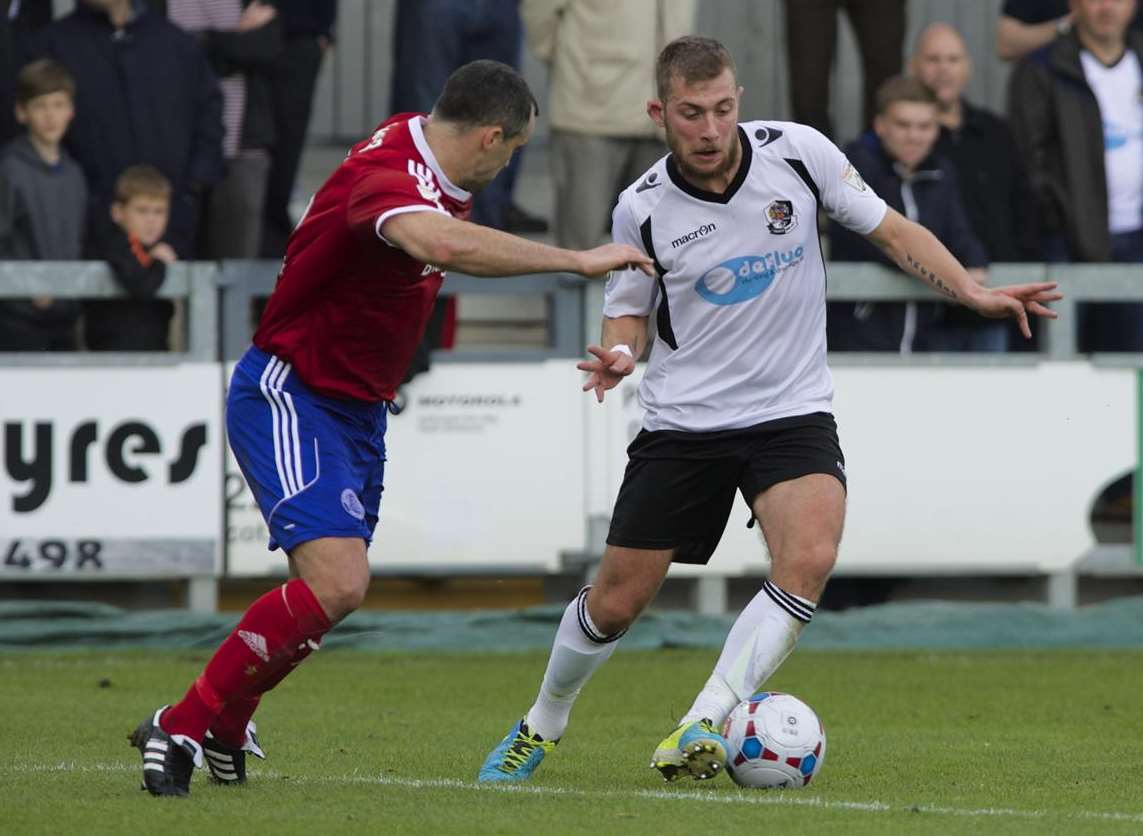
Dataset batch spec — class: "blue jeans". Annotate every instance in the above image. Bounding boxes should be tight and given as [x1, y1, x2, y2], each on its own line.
[389, 0, 523, 230]
[1046, 231, 1143, 352]
[915, 318, 1009, 352]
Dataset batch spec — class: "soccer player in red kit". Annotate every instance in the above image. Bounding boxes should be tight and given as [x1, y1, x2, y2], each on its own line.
[129, 59, 654, 797]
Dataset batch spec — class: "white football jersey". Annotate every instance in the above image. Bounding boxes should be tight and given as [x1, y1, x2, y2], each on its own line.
[604, 120, 888, 432]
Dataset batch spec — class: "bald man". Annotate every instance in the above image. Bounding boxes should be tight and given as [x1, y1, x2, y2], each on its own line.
[912, 23, 1039, 266]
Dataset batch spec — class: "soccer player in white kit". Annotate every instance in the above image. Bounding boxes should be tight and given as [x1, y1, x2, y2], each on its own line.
[478, 36, 1061, 784]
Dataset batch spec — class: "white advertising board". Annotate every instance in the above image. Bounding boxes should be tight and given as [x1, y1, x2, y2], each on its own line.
[0, 365, 224, 578]
[597, 363, 1135, 577]
[226, 361, 587, 576]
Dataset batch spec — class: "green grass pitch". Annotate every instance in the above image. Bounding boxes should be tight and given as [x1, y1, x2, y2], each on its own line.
[3, 647, 1143, 835]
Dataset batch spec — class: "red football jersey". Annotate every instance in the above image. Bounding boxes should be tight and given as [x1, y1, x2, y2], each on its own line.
[253, 114, 472, 402]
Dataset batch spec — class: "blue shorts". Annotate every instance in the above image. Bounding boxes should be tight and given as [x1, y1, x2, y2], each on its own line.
[227, 346, 388, 553]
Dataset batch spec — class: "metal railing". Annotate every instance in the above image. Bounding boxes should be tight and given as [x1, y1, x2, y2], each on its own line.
[0, 261, 217, 364]
[3, 260, 1142, 363]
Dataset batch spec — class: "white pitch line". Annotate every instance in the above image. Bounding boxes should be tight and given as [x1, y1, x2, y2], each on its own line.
[9, 762, 1143, 825]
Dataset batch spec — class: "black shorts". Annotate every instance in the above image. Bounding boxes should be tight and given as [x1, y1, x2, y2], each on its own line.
[606, 412, 845, 565]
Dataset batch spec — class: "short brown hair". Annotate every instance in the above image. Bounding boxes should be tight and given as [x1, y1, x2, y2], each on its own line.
[15, 59, 75, 105]
[434, 59, 538, 140]
[114, 165, 172, 205]
[875, 75, 938, 116]
[655, 36, 737, 102]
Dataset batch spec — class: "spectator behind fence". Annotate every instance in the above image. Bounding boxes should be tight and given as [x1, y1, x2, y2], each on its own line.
[21, 0, 224, 259]
[521, 0, 694, 250]
[912, 23, 1040, 264]
[259, 0, 337, 258]
[390, 0, 547, 235]
[1, 1, 54, 143]
[829, 76, 996, 353]
[996, 0, 1142, 62]
[168, 0, 283, 259]
[783, 0, 907, 140]
[85, 165, 177, 352]
[0, 58, 86, 352]
[1008, 0, 1143, 351]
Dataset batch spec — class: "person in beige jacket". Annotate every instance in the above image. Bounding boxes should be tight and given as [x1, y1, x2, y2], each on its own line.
[522, 0, 695, 249]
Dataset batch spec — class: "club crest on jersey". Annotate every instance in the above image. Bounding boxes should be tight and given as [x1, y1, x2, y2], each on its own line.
[765, 199, 797, 235]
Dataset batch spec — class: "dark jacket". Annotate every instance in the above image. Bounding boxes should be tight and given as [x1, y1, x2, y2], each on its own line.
[935, 100, 1041, 262]
[0, 135, 87, 334]
[85, 223, 174, 352]
[277, 0, 338, 40]
[830, 132, 988, 268]
[829, 132, 988, 351]
[190, 2, 283, 151]
[1008, 29, 1143, 262]
[23, 1, 225, 258]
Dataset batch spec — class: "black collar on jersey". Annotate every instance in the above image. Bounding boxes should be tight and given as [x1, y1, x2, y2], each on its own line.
[665, 126, 752, 204]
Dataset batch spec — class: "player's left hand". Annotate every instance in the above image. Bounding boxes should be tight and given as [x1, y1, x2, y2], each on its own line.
[969, 281, 1062, 339]
[577, 344, 636, 403]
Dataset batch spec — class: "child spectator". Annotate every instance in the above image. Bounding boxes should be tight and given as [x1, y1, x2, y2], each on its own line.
[85, 165, 178, 352]
[0, 58, 87, 351]
[828, 76, 996, 352]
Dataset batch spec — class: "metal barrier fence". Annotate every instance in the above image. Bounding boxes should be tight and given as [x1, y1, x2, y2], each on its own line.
[8, 259, 1137, 360]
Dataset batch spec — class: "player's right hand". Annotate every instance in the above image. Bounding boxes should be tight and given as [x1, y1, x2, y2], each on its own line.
[577, 244, 655, 279]
[577, 344, 636, 403]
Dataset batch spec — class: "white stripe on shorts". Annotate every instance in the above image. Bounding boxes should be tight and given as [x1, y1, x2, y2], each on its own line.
[259, 356, 304, 498]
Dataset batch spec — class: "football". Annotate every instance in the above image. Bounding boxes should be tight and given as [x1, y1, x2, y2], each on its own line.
[721, 691, 825, 788]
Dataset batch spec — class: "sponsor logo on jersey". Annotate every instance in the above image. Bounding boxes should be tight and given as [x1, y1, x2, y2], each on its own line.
[341, 488, 365, 520]
[671, 222, 717, 249]
[842, 161, 869, 192]
[754, 126, 784, 148]
[636, 172, 662, 193]
[694, 247, 805, 306]
[765, 199, 797, 234]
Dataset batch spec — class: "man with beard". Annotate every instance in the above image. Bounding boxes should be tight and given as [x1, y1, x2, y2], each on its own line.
[478, 36, 1062, 785]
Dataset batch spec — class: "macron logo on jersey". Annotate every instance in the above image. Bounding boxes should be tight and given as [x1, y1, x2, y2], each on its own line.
[408, 160, 444, 210]
[671, 222, 717, 249]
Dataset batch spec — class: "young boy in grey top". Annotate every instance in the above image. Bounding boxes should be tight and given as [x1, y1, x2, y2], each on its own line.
[0, 58, 87, 351]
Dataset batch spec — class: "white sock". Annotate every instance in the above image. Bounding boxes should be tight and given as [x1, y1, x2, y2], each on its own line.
[680, 580, 815, 728]
[524, 587, 624, 741]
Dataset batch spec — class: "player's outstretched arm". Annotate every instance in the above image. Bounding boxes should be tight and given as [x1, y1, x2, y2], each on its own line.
[577, 315, 647, 403]
[382, 211, 654, 279]
[865, 207, 1061, 340]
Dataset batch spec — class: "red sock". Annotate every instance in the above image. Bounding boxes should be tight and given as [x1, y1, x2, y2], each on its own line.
[162, 579, 330, 742]
[207, 631, 322, 747]
[207, 695, 260, 748]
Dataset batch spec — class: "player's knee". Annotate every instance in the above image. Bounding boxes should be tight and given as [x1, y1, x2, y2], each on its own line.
[587, 589, 642, 635]
[312, 571, 370, 622]
[800, 540, 837, 584]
